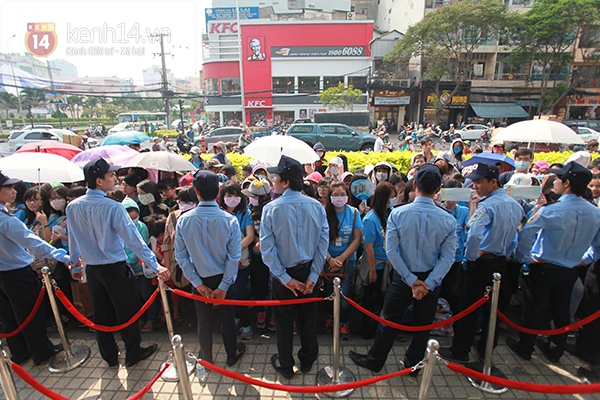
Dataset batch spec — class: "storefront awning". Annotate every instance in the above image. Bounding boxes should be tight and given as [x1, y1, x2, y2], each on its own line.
[470, 102, 529, 119]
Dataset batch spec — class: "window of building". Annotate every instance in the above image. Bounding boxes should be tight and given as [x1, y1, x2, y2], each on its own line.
[221, 78, 240, 94]
[274, 111, 294, 124]
[348, 76, 367, 90]
[298, 77, 319, 94]
[272, 77, 294, 94]
[205, 78, 218, 95]
[323, 76, 344, 90]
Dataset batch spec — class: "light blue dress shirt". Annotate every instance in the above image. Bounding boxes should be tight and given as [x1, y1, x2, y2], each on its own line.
[174, 201, 241, 292]
[66, 189, 160, 270]
[517, 194, 600, 267]
[465, 188, 523, 261]
[0, 205, 70, 271]
[260, 189, 329, 285]
[386, 197, 457, 290]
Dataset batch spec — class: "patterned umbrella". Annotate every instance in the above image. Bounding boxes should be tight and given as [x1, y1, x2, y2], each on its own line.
[102, 131, 150, 146]
[121, 151, 197, 172]
[0, 153, 84, 183]
[16, 141, 82, 160]
[71, 145, 139, 168]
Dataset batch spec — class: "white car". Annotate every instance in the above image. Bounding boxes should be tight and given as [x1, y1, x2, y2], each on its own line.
[575, 127, 599, 142]
[8, 129, 98, 152]
[454, 124, 490, 140]
[108, 122, 138, 135]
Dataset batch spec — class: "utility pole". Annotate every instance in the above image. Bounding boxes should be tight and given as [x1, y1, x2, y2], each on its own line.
[235, 0, 247, 128]
[46, 60, 62, 128]
[178, 99, 184, 133]
[153, 33, 172, 127]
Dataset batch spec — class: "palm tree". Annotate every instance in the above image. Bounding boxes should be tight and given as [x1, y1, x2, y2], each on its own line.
[83, 96, 99, 109]
[20, 89, 46, 107]
[0, 93, 19, 118]
[66, 95, 83, 118]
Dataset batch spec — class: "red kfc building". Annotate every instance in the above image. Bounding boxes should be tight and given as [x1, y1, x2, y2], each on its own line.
[203, 20, 374, 126]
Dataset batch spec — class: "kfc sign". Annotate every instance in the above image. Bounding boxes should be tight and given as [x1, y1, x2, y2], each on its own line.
[208, 22, 238, 34]
[246, 99, 271, 107]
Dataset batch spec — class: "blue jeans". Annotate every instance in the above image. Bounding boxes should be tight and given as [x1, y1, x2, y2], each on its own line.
[322, 261, 356, 325]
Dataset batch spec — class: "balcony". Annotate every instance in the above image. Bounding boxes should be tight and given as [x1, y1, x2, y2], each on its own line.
[368, 78, 412, 90]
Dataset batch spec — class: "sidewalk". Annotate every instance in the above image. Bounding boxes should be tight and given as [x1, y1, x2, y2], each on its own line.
[1, 325, 597, 400]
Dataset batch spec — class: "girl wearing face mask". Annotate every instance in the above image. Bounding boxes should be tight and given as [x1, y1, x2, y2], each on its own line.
[219, 181, 256, 340]
[326, 157, 345, 181]
[136, 180, 168, 219]
[449, 138, 465, 170]
[371, 161, 393, 186]
[47, 186, 68, 228]
[322, 181, 363, 339]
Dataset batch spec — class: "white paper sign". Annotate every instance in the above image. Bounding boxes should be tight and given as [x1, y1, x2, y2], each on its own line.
[439, 188, 473, 202]
[505, 185, 542, 200]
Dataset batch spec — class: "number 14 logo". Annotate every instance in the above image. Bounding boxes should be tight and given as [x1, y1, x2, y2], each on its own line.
[25, 23, 58, 57]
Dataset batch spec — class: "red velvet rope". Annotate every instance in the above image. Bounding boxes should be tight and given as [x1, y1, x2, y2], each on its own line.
[171, 288, 325, 306]
[446, 362, 600, 394]
[497, 309, 600, 336]
[55, 288, 159, 332]
[0, 288, 46, 338]
[345, 294, 488, 332]
[11, 361, 169, 400]
[199, 359, 413, 393]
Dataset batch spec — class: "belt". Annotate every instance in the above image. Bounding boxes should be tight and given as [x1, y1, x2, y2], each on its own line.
[288, 261, 311, 270]
[478, 253, 506, 260]
[532, 262, 575, 270]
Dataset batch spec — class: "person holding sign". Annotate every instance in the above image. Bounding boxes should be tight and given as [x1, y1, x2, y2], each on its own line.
[439, 162, 523, 364]
[349, 164, 457, 376]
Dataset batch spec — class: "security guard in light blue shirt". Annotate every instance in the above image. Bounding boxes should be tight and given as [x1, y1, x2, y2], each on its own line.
[261, 155, 329, 379]
[349, 164, 456, 375]
[439, 162, 523, 364]
[0, 171, 70, 365]
[67, 157, 170, 368]
[174, 170, 245, 367]
[507, 162, 600, 363]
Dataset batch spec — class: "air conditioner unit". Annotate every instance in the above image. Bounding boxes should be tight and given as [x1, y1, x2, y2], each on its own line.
[347, 12, 356, 20]
[396, 79, 410, 88]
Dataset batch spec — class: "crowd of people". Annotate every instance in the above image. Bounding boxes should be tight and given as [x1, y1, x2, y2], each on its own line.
[0, 137, 600, 385]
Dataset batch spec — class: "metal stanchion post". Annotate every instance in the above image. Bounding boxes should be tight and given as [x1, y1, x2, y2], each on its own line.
[171, 335, 193, 400]
[467, 272, 508, 393]
[41, 267, 90, 373]
[158, 278, 195, 381]
[0, 340, 20, 400]
[417, 339, 439, 400]
[317, 277, 356, 398]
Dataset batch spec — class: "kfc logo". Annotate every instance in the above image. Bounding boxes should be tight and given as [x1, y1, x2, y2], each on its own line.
[248, 38, 265, 61]
[208, 22, 238, 34]
[247, 100, 266, 107]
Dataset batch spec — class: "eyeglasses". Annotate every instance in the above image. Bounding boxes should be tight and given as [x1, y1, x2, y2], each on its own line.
[25, 198, 40, 203]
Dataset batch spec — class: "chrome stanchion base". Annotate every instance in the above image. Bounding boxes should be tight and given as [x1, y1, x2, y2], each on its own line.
[48, 345, 90, 374]
[579, 366, 600, 384]
[316, 365, 356, 398]
[160, 351, 196, 382]
[466, 361, 509, 394]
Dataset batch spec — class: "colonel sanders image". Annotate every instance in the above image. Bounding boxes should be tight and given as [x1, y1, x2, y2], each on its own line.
[248, 38, 266, 61]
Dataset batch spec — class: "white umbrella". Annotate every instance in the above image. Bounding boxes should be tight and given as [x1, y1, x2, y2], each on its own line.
[492, 120, 585, 144]
[120, 151, 198, 172]
[0, 153, 84, 183]
[244, 135, 319, 164]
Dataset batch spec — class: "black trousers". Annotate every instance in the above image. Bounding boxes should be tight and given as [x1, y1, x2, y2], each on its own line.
[519, 263, 579, 357]
[576, 262, 600, 364]
[361, 268, 385, 339]
[86, 262, 142, 365]
[0, 266, 56, 364]
[271, 263, 318, 373]
[367, 270, 440, 370]
[450, 256, 511, 358]
[192, 274, 237, 364]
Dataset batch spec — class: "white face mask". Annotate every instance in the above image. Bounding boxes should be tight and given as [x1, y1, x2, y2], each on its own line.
[138, 193, 154, 205]
[177, 201, 196, 212]
[224, 196, 241, 208]
[376, 172, 388, 182]
[50, 198, 67, 211]
[329, 166, 340, 176]
[388, 198, 397, 208]
[249, 197, 259, 207]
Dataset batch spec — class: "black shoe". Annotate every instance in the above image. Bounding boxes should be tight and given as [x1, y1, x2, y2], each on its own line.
[506, 337, 532, 361]
[300, 363, 313, 373]
[348, 350, 380, 372]
[536, 338, 560, 363]
[565, 344, 600, 365]
[437, 347, 469, 364]
[227, 342, 246, 367]
[33, 344, 63, 366]
[271, 354, 295, 379]
[11, 353, 31, 364]
[579, 366, 600, 384]
[472, 346, 484, 362]
[400, 360, 419, 377]
[125, 344, 158, 367]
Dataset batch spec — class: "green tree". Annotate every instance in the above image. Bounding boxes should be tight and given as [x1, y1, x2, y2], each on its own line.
[21, 89, 46, 107]
[66, 95, 83, 118]
[0, 93, 19, 119]
[509, 0, 600, 114]
[385, 0, 512, 122]
[318, 83, 363, 111]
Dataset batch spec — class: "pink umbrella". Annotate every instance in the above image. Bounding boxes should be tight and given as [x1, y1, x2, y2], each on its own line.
[71, 145, 139, 168]
[16, 141, 82, 160]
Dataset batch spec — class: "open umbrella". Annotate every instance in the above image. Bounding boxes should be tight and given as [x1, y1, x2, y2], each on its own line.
[463, 153, 515, 168]
[492, 120, 584, 144]
[71, 145, 139, 167]
[0, 153, 84, 183]
[244, 135, 319, 164]
[102, 131, 150, 146]
[121, 151, 197, 172]
[16, 141, 82, 160]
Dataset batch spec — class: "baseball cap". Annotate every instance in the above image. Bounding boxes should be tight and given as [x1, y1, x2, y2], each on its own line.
[415, 164, 443, 192]
[305, 171, 323, 184]
[83, 157, 120, 183]
[193, 170, 219, 191]
[465, 162, 500, 182]
[189, 146, 201, 155]
[123, 174, 142, 187]
[242, 179, 271, 197]
[206, 159, 225, 169]
[0, 171, 21, 187]
[267, 155, 303, 180]
[507, 173, 533, 186]
[549, 161, 592, 190]
[177, 172, 194, 189]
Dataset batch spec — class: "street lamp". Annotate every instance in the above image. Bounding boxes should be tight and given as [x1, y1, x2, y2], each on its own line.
[6, 34, 25, 125]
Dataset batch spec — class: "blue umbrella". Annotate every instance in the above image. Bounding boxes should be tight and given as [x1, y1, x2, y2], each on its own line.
[101, 131, 150, 146]
[463, 153, 515, 169]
